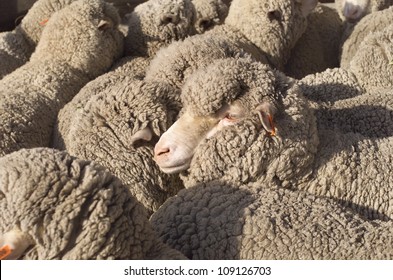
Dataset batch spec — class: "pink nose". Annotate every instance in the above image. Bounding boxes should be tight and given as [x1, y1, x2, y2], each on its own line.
[154, 143, 171, 159]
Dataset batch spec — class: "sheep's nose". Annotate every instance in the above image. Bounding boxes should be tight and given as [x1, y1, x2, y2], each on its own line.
[154, 143, 171, 160]
[160, 13, 179, 25]
[343, 4, 360, 20]
[196, 18, 213, 33]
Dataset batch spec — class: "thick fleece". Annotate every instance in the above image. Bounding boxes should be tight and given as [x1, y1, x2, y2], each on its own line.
[151, 181, 393, 259]
[340, 6, 393, 69]
[123, 0, 228, 56]
[61, 79, 183, 215]
[144, 0, 318, 116]
[156, 57, 393, 222]
[0, 148, 186, 260]
[0, 0, 76, 79]
[285, 3, 343, 79]
[0, 0, 124, 157]
[54, 0, 229, 148]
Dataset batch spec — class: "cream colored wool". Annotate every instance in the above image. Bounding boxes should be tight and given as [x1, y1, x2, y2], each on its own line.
[0, 148, 186, 260]
[0, 0, 124, 157]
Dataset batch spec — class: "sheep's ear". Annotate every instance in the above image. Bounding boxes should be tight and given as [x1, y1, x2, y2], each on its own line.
[255, 102, 276, 136]
[0, 244, 12, 260]
[0, 230, 33, 260]
[295, 0, 318, 17]
[129, 127, 153, 147]
[97, 18, 113, 30]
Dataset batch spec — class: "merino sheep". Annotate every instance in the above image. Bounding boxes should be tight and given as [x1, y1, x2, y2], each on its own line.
[140, 0, 318, 121]
[154, 57, 393, 221]
[52, 0, 230, 214]
[0, 0, 76, 79]
[54, 0, 229, 149]
[284, 3, 343, 79]
[0, 0, 124, 157]
[150, 57, 393, 259]
[123, 0, 228, 56]
[145, 0, 318, 78]
[60, 79, 183, 215]
[340, 6, 393, 72]
[335, 0, 393, 22]
[0, 148, 186, 260]
[298, 7, 393, 103]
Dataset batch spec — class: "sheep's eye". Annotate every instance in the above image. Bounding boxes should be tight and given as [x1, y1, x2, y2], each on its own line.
[224, 113, 238, 122]
[267, 10, 282, 22]
[198, 19, 213, 31]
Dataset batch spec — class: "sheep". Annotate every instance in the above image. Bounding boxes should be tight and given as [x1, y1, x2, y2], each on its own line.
[151, 181, 393, 259]
[284, 3, 344, 79]
[145, 0, 318, 80]
[123, 0, 229, 56]
[58, 78, 183, 215]
[0, 0, 76, 79]
[51, 0, 230, 214]
[0, 0, 124, 157]
[149, 57, 393, 259]
[340, 6, 393, 72]
[54, 0, 229, 149]
[153, 56, 393, 222]
[297, 6, 393, 105]
[335, 0, 393, 22]
[0, 148, 186, 260]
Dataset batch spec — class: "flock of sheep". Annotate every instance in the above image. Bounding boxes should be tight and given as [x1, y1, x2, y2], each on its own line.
[0, 0, 392, 260]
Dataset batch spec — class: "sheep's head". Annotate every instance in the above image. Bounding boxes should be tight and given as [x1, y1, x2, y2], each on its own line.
[31, 0, 124, 79]
[335, 0, 392, 22]
[125, 0, 229, 57]
[125, 0, 194, 56]
[154, 58, 319, 187]
[224, 0, 318, 70]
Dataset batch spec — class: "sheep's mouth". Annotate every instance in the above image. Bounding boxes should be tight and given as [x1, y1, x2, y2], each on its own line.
[157, 159, 192, 174]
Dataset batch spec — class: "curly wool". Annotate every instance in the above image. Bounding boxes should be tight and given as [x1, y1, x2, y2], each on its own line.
[340, 6, 393, 70]
[123, 0, 228, 56]
[179, 57, 318, 189]
[62, 79, 183, 215]
[167, 57, 393, 221]
[285, 3, 343, 79]
[151, 182, 393, 259]
[0, 148, 186, 259]
[0, 0, 124, 157]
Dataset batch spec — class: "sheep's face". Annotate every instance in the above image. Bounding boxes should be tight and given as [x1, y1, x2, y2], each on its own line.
[125, 0, 195, 56]
[154, 58, 318, 187]
[154, 58, 280, 175]
[336, 0, 393, 22]
[224, 0, 318, 69]
[154, 101, 275, 174]
[336, 0, 370, 21]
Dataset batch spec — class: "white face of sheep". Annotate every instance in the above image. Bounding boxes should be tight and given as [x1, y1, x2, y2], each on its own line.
[154, 101, 276, 174]
[336, 0, 370, 21]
